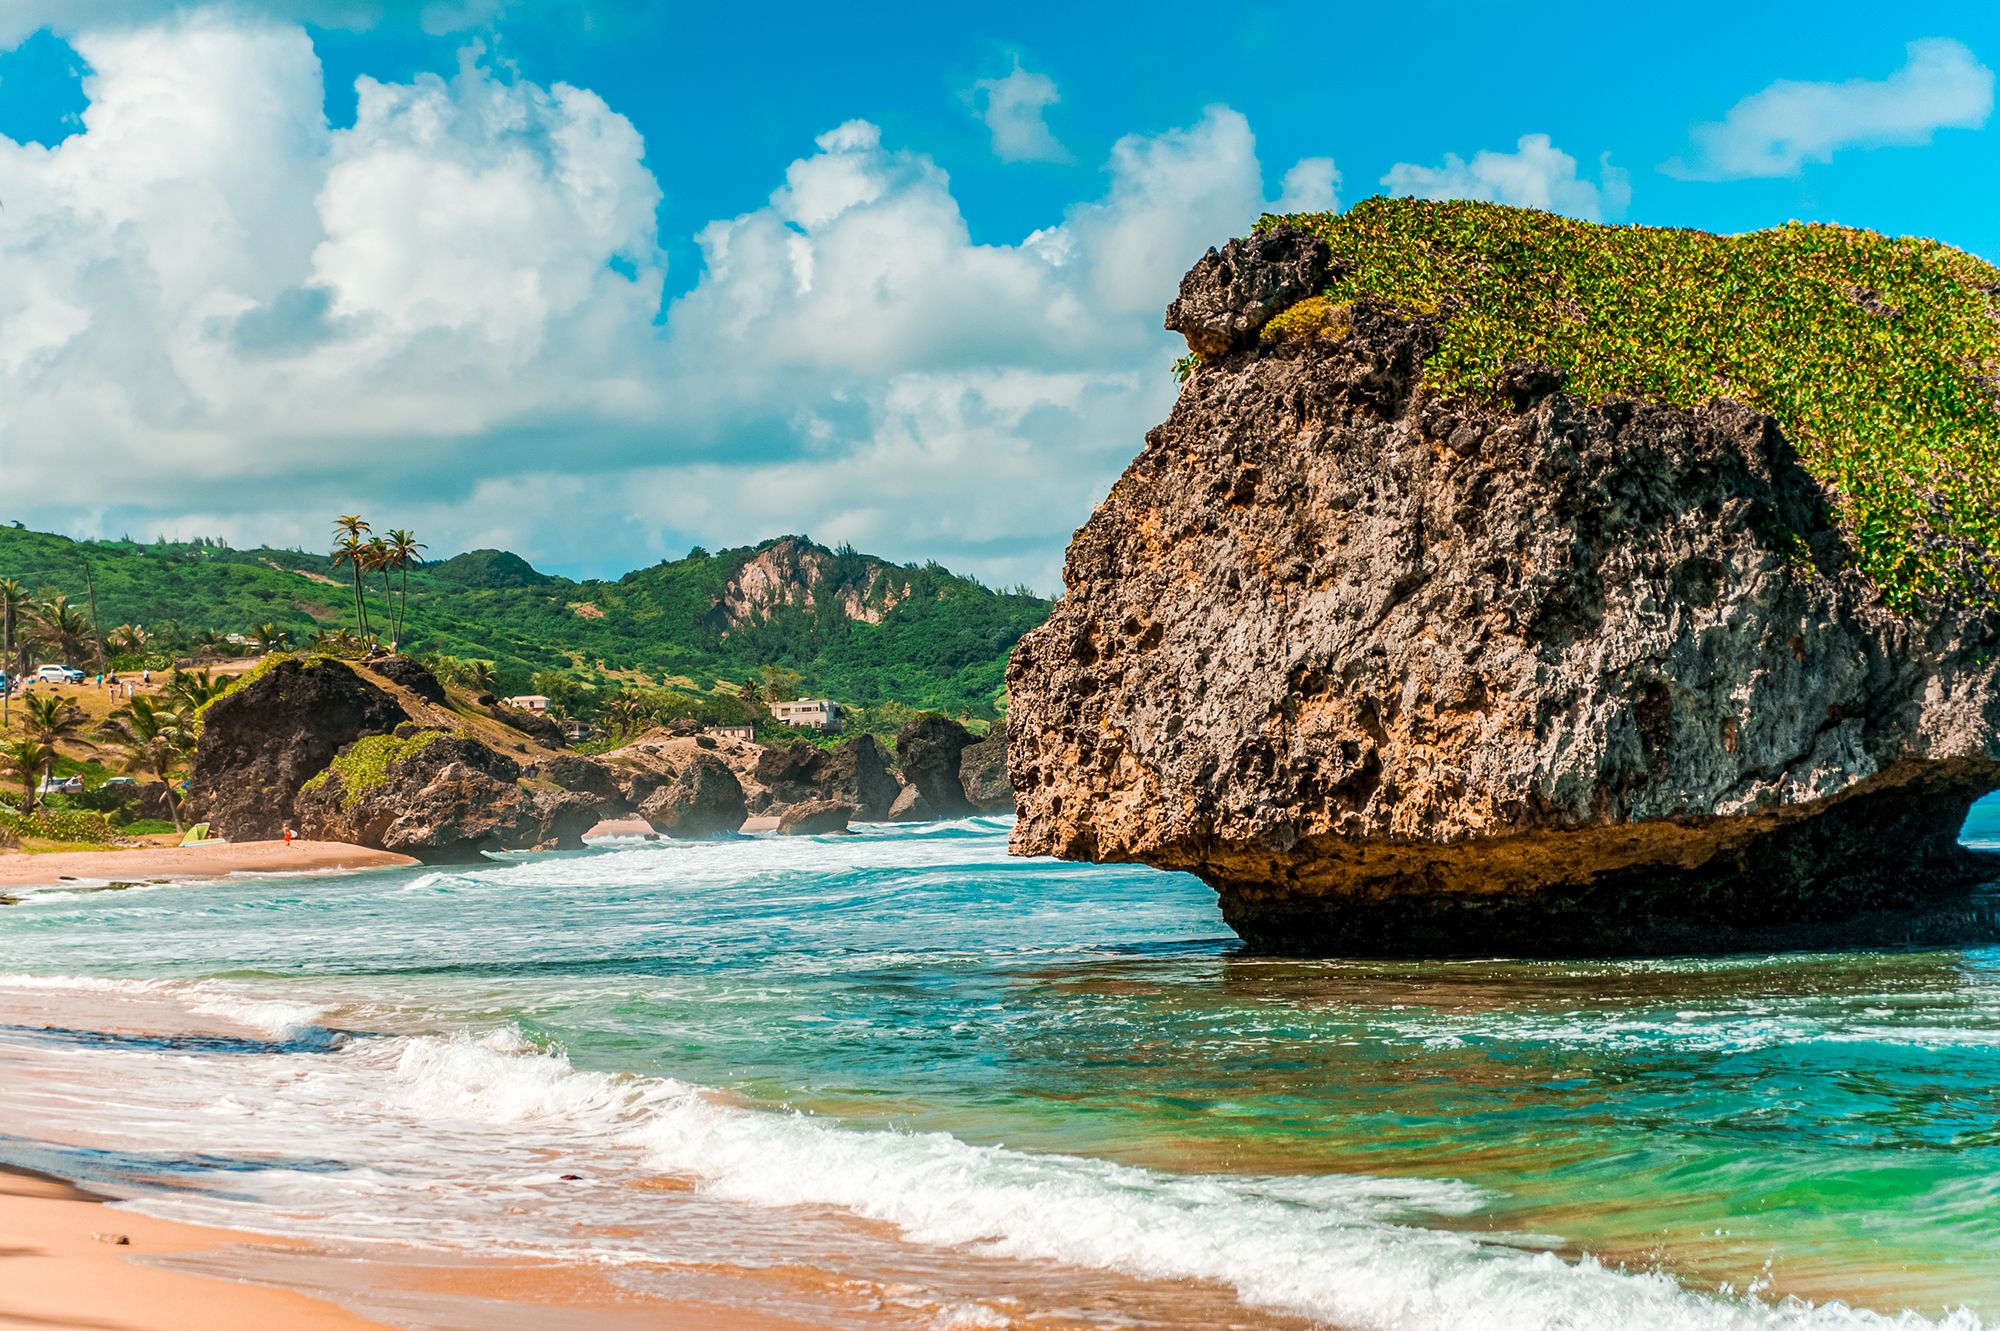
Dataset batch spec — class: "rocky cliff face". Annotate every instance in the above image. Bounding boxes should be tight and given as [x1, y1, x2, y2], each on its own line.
[1007, 226, 2000, 956]
[704, 536, 908, 634]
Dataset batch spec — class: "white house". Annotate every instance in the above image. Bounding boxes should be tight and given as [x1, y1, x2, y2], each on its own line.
[770, 698, 843, 733]
[504, 694, 552, 714]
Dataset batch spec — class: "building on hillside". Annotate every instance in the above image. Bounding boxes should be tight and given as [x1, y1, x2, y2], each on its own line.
[708, 724, 757, 742]
[504, 694, 551, 714]
[770, 698, 844, 733]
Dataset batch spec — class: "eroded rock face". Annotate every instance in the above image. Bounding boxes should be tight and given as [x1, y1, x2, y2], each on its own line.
[895, 717, 975, 817]
[777, 799, 854, 836]
[364, 656, 447, 704]
[294, 733, 585, 862]
[756, 737, 901, 820]
[958, 731, 1013, 814]
[1165, 228, 1330, 359]
[188, 658, 410, 841]
[1007, 250, 2000, 956]
[638, 753, 747, 838]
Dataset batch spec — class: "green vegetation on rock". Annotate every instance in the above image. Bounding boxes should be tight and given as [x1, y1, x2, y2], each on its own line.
[300, 730, 452, 810]
[1264, 198, 2000, 607]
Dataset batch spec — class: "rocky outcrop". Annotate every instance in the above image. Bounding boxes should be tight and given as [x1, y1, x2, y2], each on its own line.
[294, 731, 598, 862]
[895, 717, 975, 817]
[188, 657, 411, 841]
[957, 731, 1013, 814]
[777, 799, 853, 835]
[363, 656, 447, 704]
[1007, 229, 2000, 956]
[704, 537, 910, 634]
[755, 737, 901, 820]
[637, 753, 746, 838]
[489, 702, 567, 749]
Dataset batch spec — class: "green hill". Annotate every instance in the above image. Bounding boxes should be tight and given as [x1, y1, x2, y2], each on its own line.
[0, 525, 1049, 721]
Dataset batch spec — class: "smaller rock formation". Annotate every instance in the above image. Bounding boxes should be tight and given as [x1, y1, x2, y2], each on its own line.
[755, 737, 901, 820]
[541, 755, 626, 804]
[895, 716, 975, 817]
[363, 656, 447, 704]
[189, 657, 411, 841]
[637, 753, 746, 838]
[887, 785, 931, 821]
[294, 731, 588, 862]
[488, 702, 567, 749]
[957, 731, 1012, 814]
[1164, 227, 1330, 357]
[777, 800, 853, 835]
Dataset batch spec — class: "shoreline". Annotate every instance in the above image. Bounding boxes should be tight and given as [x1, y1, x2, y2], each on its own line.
[0, 1158, 850, 1330]
[0, 839, 419, 892]
[0, 1163, 386, 1330]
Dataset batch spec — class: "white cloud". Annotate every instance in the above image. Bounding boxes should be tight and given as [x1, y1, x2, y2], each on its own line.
[1275, 156, 1340, 214]
[0, 0, 543, 48]
[0, 9, 1327, 591]
[970, 61, 1068, 164]
[1383, 133, 1630, 222]
[1672, 38, 1994, 180]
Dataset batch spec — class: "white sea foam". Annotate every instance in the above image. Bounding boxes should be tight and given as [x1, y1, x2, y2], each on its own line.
[366, 1030, 1986, 1331]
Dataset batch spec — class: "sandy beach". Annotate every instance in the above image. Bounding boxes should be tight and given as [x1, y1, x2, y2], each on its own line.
[0, 840, 418, 891]
[0, 1165, 384, 1330]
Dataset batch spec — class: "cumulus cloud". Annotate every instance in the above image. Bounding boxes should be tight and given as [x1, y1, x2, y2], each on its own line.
[1670, 38, 1994, 180]
[969, 61, 1068, 163]
[1383, 133, 1630, 222]
[0, 9, 1329, 590]
[1275, 156, 1339, 213]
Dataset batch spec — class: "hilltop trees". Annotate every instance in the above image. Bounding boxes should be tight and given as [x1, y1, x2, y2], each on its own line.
[328, 515, 426, 651]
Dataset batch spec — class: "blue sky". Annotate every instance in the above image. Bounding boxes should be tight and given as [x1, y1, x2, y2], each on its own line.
[0, 1, 1994, 588]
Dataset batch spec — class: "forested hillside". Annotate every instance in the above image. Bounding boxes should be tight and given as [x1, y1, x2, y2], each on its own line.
[0, 525, 1049, 720]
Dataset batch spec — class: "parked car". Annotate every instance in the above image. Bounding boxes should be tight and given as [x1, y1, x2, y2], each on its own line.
[34, 664, 86, 683]
[37, 775, 85, 796]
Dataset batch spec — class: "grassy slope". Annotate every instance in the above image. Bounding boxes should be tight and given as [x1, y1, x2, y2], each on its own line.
[1264, 198, 2000, 608]
[0, 528, 1049, 717]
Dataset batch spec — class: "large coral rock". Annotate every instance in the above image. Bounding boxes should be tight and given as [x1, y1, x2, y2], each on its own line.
[1165, 227, 1330, 358]
[188, 657, 411, 841]
[895, 716, 975, 817]
[637, 753, 747, 838]
[294, 732, 595, 862]
[957, 731, 1013, 814]
[1007, 237, 2000, 956]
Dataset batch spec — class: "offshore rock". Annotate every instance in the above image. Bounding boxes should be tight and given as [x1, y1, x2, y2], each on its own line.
[957, 731, 1014, 814]
[755, 737, 901, 820]
[637, 753, 747, 838]
[188, 657, 410, 841]
[895, 716, 975, 817]
[777, 799, 854, 836]
[1007, 249, 2000, 956]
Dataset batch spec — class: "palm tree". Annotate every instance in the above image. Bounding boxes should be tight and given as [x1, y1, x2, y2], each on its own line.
[192, 627, 234, 659]
[331, 515, 372, 639]
[385, 529, 426, 650]
[607, 692, 648, 738]
[32, 596, 92, 667]
[105, 623, 149, 658]
[0, 738, 51, 815]
[311, 626, 362, 656]
[0, 577, 26, 728]
[248, 622, 295, 654]
[21, 692, 86, 748]
[365, 536, 394, 645]
[166, 667, 231, 711]
[465, 660, 497, 696]
[98, 696, 196, 831]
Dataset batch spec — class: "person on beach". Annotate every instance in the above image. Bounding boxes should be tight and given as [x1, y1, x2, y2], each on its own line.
[283, 824, 295, 847]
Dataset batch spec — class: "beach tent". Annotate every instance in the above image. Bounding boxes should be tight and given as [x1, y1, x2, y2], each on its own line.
[180, 823, 211, 846]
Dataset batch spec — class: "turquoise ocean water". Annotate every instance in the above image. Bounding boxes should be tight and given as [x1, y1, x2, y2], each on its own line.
[2, 800, 1999, 1329]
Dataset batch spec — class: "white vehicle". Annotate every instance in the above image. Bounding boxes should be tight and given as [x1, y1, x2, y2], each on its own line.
[33, 664, 86, 683]
[37, 775, 85, 796]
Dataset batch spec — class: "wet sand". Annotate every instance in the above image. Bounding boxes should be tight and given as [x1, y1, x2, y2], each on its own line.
[0, 1164, 384, 1330]
[0, 840, 417, 891]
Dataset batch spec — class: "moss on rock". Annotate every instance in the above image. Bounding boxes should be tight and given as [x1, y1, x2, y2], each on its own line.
[301, 729, 454, 811]
[1260, 198, 2000, 608]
